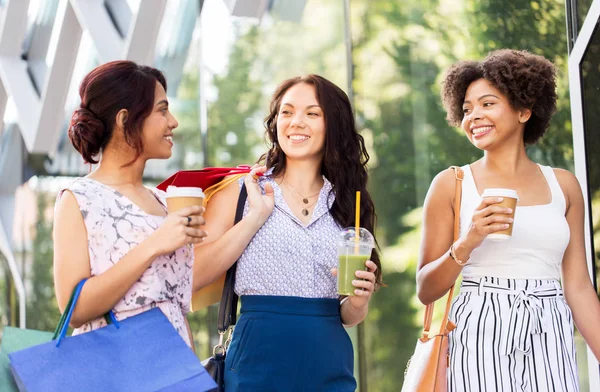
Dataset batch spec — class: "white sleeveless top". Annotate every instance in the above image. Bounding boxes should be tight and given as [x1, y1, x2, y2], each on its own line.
[459, 164, 570, 280]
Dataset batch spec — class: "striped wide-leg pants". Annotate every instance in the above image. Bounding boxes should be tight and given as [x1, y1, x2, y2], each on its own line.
[448, 277, 579, 392]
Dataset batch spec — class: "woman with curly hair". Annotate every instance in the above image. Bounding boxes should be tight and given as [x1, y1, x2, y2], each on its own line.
[417, 49, 600, 391]
[194, 75, 381, 391]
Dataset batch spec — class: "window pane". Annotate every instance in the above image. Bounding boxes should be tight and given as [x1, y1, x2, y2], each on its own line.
[578, 0, 594, 32]
[581, 23, 600, 295]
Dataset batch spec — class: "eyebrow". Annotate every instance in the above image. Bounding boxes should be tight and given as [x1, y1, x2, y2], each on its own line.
[155, 99, 169, 107]
[281, 102, 321, 109]
[463, 94, 500, 104]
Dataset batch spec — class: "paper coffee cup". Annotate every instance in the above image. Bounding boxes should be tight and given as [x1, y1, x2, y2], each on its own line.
[481, 188, 518, 241]
[165, 186, 205, 214]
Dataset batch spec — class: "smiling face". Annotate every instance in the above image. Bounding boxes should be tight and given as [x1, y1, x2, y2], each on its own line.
[140, 81, 179, 160]
[275, 82, 326, 163]
[461, 78, 530, 151]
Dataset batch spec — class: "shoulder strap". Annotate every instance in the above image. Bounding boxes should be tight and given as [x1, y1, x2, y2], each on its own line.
[217, 183, 248, 332]
[203, 174, 246, 206]
[421, 166, 464, 338]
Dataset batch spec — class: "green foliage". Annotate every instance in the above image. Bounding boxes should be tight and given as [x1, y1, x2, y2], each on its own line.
[0, 255, 8, 326]
[366, 271, 420, 391]
[207, 25, 264, 167]
[26, 192, 59, 331]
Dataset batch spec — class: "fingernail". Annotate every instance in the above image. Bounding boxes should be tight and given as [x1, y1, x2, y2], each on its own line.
[352, 280, 359, 285]
[507, 208, 513, 213]
[504, 224, 510, 228]
[508, 218, 514, 222]
[497, 197, 504, 201]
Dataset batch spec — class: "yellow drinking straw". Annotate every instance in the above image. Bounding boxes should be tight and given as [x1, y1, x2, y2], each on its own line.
[355, 191, 361, 254]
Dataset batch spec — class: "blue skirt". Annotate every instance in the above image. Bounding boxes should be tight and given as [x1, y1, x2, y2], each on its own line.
[224, 295, 356, 392]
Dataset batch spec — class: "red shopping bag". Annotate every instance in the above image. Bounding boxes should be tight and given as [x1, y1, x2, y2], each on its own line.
[157, 166, 256, 311]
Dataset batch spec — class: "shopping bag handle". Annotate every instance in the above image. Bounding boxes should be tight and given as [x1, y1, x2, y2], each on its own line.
[53, 278, 119, 347]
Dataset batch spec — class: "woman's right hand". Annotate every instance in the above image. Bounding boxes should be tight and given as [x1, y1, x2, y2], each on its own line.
[244, 165, 275, 229]
[463, 197, 514, 250]
[147, 205, 207, 256]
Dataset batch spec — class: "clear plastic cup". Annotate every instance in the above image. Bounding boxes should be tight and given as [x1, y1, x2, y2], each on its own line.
[337, 227, 375, 296]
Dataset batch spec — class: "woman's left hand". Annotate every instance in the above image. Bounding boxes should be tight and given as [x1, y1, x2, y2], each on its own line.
[332, 260, 378, 310]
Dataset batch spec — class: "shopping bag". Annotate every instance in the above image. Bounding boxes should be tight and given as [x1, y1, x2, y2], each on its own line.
[0, 275, 84, 391]
[0, 327, 53, 392]
[9, 279, 217, 392]
[157, 165, 255, 311]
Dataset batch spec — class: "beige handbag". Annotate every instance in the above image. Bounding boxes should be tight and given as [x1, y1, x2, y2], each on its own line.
[402, 166, 464, 392]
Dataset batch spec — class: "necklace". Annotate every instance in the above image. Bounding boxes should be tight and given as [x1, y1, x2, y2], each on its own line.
[281, 178, 321, 216]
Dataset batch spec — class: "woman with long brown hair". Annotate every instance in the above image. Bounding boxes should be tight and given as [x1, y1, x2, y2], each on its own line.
[194, 74, 381, 391]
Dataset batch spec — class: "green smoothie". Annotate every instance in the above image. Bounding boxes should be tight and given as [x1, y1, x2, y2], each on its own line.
[337, 254, 369, 296]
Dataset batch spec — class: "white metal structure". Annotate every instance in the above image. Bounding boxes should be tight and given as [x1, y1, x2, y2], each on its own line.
[568, 0, 600, 389]
[0, 0, 168, 328]
[0, 0, 294, 329]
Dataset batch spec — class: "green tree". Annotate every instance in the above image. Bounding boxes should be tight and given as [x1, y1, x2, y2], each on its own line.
[464, 0, 572, 170]
[207, 25, 264, 167]
[26, 192, 59, 331]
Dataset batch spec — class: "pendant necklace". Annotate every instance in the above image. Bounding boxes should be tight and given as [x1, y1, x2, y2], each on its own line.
[282, 178, 321, 216]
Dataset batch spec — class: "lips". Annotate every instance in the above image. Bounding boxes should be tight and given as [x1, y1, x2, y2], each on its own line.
[471, 126, 493, 139]
[164, 135, 173, 145]
[288, 134, 310, 142]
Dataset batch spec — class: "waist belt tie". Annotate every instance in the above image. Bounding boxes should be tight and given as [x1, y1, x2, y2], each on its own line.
[461, 278, 562, 356]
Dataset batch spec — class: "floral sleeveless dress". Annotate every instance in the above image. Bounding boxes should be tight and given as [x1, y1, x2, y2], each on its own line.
[56, 177, 193, 346]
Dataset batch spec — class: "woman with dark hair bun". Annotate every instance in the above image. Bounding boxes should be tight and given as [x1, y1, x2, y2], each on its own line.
[193, 75, 381, 391]
[53, 60, 206, 348]
[417, 49, 600, 391]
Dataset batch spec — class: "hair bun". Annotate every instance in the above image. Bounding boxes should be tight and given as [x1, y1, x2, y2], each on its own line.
[68, 107, 106, 164]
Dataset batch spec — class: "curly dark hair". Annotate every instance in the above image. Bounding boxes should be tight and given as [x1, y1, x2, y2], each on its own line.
[441, 49, 557, 145]
[260, 75, 382, 286]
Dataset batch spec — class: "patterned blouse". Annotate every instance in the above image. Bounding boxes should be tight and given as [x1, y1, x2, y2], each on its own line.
[56, 178, 193, 346]
[235, 171, 341, 298]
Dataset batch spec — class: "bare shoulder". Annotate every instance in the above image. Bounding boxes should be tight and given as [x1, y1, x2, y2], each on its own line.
[205, 177, 240, 215]
[552, 168, 584, 210]
[553, 168, 580, 186]
[425, 167, 461, 207]
[54, 189, 82, 221]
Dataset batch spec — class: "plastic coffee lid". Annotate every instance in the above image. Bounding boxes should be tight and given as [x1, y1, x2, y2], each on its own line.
[338, 227, 375, 248]
[165, 186, 205, 198]
[481, 188, 518, 200]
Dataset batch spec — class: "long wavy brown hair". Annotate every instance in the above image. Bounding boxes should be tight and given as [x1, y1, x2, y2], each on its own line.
[260, 75, 382, 286]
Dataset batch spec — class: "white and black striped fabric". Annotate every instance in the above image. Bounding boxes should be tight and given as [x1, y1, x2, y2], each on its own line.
[448, 276, 579, 392]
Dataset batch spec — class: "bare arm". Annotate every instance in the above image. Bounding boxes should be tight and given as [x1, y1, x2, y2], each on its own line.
[416, 169, 464, 304]
[192, 167, 274, 292]
[416, 169, 512, 304]
[53, 190, 205, 328]
[556, 169, 600, 361]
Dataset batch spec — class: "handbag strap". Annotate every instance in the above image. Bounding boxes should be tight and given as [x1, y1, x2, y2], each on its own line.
[52, 278, 119, 347]
[422, 166, 464, 338]
[203, 174, 246, 206]
[217, 183, 248, 333]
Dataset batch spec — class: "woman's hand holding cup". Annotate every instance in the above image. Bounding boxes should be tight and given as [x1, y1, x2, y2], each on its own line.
[464, 189, 518, 250]
[148, 205, 207, 257]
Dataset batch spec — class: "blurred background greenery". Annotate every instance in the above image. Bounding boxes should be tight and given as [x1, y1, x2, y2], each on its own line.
[2, 0, 597, 390]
